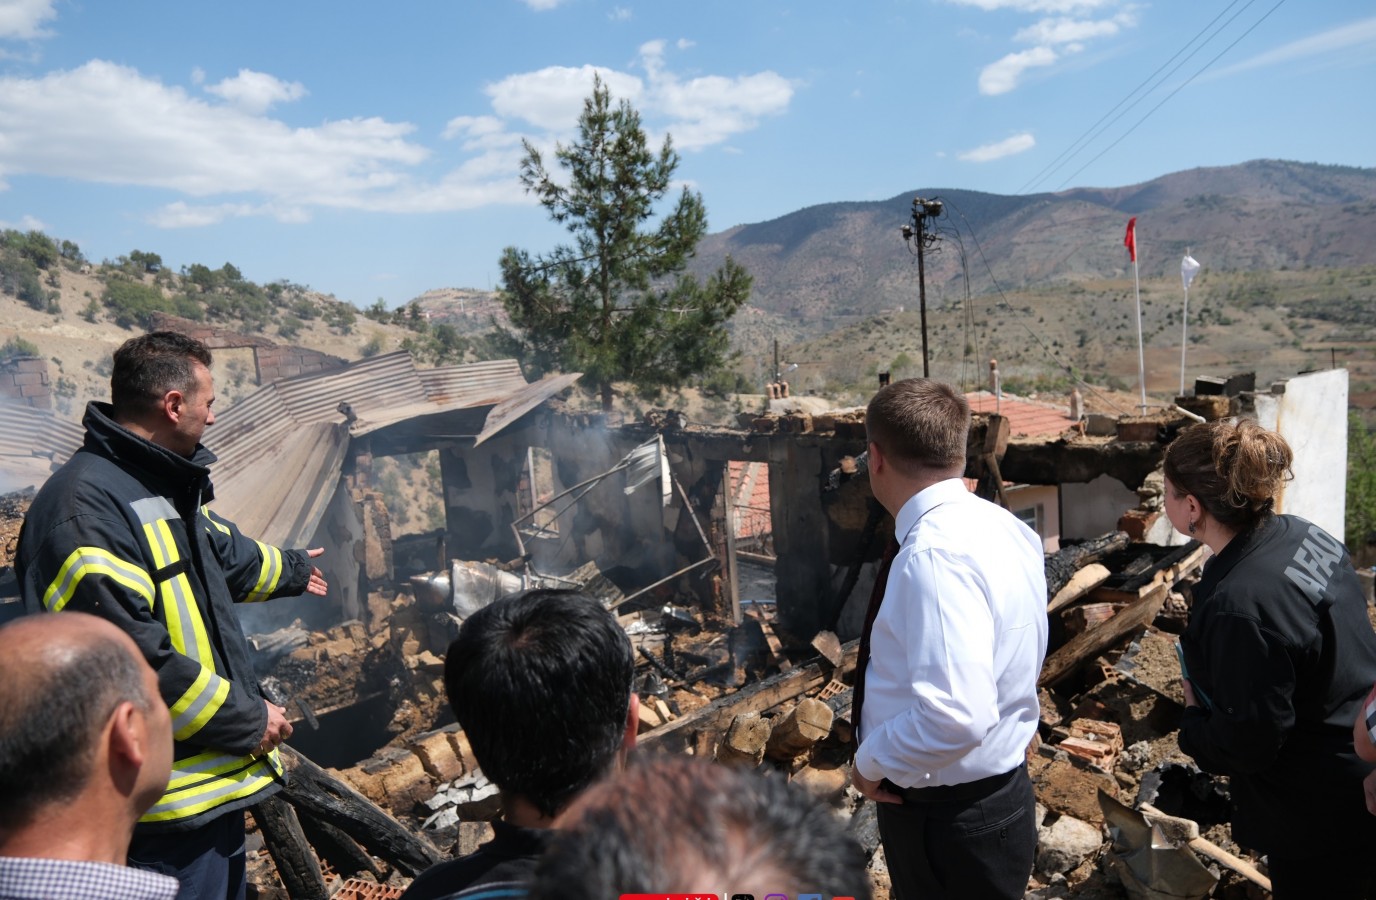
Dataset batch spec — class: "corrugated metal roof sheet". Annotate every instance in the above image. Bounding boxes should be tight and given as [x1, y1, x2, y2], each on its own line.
[210, 421, 349, 547]
[4, 353, 579, 550]
[0, 403, 84, 494]
[474, 373, 582, 447]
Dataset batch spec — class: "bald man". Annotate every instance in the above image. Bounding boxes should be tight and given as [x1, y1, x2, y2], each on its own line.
[0, 612, 177, 900]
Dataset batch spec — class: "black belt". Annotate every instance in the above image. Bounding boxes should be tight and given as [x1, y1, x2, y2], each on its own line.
[884, 766, 1019, 805]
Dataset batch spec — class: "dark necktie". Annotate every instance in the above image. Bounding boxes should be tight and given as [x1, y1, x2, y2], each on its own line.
[852, 536, 900, 749]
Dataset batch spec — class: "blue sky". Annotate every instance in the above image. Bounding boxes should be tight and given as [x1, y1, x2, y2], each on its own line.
[1, 0, 1371, 307]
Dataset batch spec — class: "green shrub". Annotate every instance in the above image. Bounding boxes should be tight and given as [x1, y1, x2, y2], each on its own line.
[102, 279, 173, 329]
[278, 315, 304, 340]
[0, 250, 48, 310]
[172, 294, 205, 321]
[0, 336, 40, 360]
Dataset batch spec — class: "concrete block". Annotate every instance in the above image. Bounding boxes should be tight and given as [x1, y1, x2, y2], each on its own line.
[1116, 419, 1160, 443]
[1084, 414, 1117, 436]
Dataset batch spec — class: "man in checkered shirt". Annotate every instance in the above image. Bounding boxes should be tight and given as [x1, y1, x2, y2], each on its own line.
[0, 613, 178, 900]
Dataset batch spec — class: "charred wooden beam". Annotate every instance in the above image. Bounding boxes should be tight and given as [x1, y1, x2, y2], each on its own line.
[298, 815, 386, 883]
[640, 640, 858, 752]
[278, 745, 443, 877]
[1044, 531, 1131, 599]
[255, 797, 328, 899]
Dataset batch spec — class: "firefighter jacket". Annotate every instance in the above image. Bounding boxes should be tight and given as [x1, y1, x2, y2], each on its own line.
[16, 402, 315, 832]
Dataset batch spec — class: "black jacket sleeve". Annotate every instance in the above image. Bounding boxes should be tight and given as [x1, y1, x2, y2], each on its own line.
[202, 506, 313, 603]
[1179, 610, 1299, 776]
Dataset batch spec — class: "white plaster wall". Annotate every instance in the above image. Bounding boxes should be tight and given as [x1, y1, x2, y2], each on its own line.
[1060, 474, 1141, 541]
[1251, 367, 1347, 539]
[1006, 483, 1061, 552]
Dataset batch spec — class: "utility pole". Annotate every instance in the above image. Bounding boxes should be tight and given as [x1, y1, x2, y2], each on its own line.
[902, 197, 945, 377]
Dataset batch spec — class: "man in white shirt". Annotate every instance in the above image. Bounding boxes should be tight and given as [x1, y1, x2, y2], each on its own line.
[851, 378, 1047, 900]
[0, 612, 178, 900]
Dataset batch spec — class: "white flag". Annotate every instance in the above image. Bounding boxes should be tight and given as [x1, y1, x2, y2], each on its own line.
[1181, 254, 1201, 290]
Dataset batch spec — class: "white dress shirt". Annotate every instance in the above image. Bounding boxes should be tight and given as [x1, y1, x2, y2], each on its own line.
[855, 477, 1048, 789]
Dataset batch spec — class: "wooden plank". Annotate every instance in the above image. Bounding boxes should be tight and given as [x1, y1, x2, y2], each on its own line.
[1047, 563, 1111, 614]
[639, 640, 858, 752]
[1039, 583, 1168, 688]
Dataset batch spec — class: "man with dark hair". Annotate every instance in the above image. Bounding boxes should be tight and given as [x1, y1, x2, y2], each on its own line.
[529, 755, 873, 900]
[0, 612, 177, 899]
[16, 331, 328, 900]
[401, 589, 638, 900]
[851, 378, 1047, 900]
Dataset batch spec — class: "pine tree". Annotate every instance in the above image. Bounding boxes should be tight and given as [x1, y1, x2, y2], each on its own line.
[498, 76, 751, 411]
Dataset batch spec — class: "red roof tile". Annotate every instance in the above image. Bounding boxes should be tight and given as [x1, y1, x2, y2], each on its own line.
[965, 390, 1076, 439]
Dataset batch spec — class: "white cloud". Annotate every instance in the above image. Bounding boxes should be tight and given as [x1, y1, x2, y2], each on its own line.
[146, 202, 261, 228]
[956, 0, 1137, 95]
[0, 213, 46, 231]
[1207, 16, 1376, 79]
[0, 61, 427, 206]
[520, 0, 567, 9]
[676, 38, 695, 50]
[949, 0, 1114, 12]
[958, 132, 1036, 162]
[0, 40, 794, 225]
[979, 46, 1058, 94]
[1013, 15, 1126, 46]
[204, 69, 308, 114]
[487, 65, 644, 131]
[609, 6, 632, 21]
[0, 0, 56, 41]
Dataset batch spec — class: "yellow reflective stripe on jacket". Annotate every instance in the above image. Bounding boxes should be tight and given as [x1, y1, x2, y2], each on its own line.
[202, 506, 232, 535]
[42, 547, 155, 612]
[168, 665, 232, 741]
[245, 541, 284, 602]
[141, 750, 282, 824]
[163, 746, 282, 789]
[140, 518, 213, 665]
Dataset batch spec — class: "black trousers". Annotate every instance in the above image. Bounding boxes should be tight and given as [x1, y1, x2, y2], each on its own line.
[875, 765, 1036, 900]
[1268, 845, 1376, 900]
[128, 810, 247, 900]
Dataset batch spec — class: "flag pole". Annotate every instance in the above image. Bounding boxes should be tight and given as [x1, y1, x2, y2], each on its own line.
[1179, 276, 1189, 397]
[1178, 252, 1200, 398]
[1133, 255, 1146, 413]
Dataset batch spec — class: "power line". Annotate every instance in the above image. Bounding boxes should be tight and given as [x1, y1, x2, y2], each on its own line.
[1016, 0, 1252, 196]
[1055, 0, 1287, 190]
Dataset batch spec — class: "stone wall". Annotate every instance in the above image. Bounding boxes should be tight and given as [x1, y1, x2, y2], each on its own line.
[0, 356, 51, 409]
[148, 312, 348, 384]
[255, 344, 348, 383]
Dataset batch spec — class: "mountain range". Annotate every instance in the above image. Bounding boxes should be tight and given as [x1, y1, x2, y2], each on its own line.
[689, 159, 1376, 324]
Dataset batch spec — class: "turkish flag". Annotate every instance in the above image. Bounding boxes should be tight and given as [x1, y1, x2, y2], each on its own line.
[1124, 217, 1137, 263]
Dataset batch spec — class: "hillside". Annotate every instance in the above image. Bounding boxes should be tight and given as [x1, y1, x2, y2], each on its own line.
[691, 160, 1376, 324]
[5, 158, 1374, 426]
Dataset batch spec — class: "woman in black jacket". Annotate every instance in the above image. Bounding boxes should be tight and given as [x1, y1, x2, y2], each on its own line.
[1168, 419, 1376, 899]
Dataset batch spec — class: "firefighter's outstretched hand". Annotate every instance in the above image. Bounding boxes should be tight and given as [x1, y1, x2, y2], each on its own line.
[258, 701, 293, 756]
[305, 547, 328, 596]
